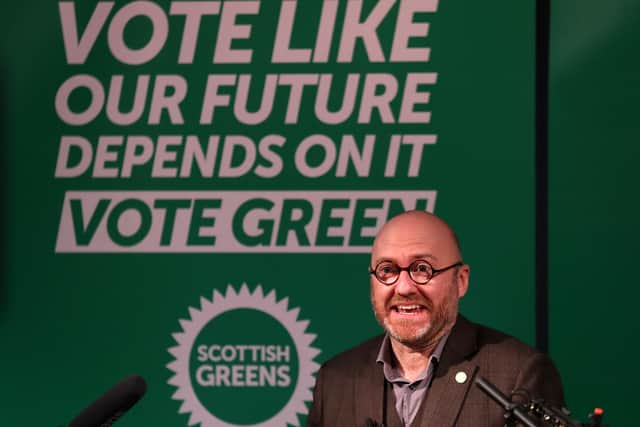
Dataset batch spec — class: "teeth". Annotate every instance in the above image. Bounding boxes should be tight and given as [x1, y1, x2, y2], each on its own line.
[396, 305, 421, 312]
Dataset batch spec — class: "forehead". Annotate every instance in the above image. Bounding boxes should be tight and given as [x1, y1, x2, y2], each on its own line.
[371, 213, 458, 264]
[372, 232, 438, 264]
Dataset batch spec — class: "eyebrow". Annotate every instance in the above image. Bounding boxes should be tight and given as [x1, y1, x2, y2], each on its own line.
[373, 254, 439, 265]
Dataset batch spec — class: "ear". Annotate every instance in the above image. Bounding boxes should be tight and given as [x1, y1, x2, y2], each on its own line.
[456, 264, 470, 298]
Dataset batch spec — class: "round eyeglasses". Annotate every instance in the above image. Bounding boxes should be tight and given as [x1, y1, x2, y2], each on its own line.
[369, 259, 463, 285]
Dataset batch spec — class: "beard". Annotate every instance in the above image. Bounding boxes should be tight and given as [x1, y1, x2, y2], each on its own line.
[371, 279, 459, 349]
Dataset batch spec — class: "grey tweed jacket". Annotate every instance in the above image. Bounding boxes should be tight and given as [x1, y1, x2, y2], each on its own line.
[307, 315, 564, 427]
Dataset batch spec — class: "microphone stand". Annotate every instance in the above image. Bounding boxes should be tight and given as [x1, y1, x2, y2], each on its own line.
[475, 377, 539, 427]
[475, 376, 608, 427]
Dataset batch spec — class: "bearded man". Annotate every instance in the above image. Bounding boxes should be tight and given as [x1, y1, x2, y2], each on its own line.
[306, 211, 564, 427]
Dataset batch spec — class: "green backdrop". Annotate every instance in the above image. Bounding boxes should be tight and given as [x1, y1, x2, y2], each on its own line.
[1, 0, 629, 425]
[548, 0, 640, 425]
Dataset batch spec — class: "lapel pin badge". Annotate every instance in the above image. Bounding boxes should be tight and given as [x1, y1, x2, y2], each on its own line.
[455, 371, 467, 384]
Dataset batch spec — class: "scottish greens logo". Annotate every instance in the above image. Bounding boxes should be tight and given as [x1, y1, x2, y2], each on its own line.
[167, 284, 320, 426]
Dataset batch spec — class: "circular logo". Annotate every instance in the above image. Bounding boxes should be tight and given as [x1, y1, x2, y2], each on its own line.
[167, 284, 320, 427]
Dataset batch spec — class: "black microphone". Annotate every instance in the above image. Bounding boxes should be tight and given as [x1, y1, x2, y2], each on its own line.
[68, 374, 147, 427]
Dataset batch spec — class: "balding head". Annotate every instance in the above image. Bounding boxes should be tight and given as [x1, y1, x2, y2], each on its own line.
[371, 211, 462, 268]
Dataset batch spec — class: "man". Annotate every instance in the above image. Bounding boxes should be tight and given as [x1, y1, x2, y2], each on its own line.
[307, 211, 564, 427]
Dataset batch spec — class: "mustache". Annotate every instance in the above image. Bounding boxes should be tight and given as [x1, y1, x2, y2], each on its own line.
[386, 297, 433, 311]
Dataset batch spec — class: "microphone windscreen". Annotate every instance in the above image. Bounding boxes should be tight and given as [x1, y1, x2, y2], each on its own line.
[69, 374, 147, 427]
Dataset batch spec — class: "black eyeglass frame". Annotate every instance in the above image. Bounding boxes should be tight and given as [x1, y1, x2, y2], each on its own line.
[368, 260, 464, 286]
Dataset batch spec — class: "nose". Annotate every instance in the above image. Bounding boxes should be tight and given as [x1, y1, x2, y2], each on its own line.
[394, 270, 417, 296]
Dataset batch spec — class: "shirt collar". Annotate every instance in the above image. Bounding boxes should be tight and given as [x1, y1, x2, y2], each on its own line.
[376, 330, 451, 384]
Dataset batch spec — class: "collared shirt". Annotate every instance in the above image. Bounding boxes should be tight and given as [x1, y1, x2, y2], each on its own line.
[376, 332, 450, 426]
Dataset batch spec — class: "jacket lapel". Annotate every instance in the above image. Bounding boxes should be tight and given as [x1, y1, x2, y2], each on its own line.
[354, 337, 387, 426]
[417, 316, 480, 427]
[353, 317, 480, 427]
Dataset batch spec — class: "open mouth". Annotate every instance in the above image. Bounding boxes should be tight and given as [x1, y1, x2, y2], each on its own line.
[391, 304, 426, 314]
